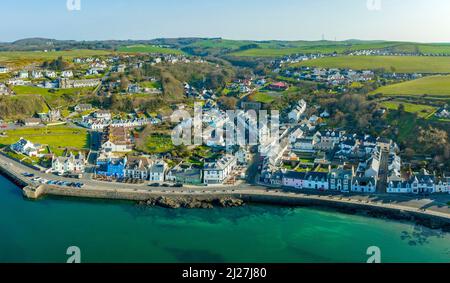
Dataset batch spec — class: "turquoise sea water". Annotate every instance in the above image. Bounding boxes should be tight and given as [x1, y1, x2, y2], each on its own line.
[0, 175, 449, 263]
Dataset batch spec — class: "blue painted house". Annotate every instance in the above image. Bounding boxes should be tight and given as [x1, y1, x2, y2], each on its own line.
[96, 156, 127, 178]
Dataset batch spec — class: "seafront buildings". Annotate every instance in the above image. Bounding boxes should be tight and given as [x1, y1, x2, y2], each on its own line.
[10, 138, 43, 157]
[51, 152, 86, 177]
[203, 155, 237, 185]
[0, 52, 448, 196]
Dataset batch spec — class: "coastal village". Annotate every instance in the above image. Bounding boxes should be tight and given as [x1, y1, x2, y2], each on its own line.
[0, 49, 449, 199]
[4, 0, 450, 266]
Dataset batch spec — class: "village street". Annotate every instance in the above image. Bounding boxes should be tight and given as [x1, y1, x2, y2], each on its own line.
[1, 153, 450, 221]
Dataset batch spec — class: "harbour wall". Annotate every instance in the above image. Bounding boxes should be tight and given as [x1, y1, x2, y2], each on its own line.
[21, 184, 450, 231]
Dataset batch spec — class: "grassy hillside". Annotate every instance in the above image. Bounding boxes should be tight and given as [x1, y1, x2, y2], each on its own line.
[390, 43, 450, 55]
[117, 44, 184, 55]
[0, 95, 49, 120]
[231, 41, 450, 57]
[12, 85, 95, 107]
[293, 56, 450, 73]
[181, 39, 400, 57]
[231, 42, 400, 57]
[380, 101, 437, 118]
[189, 39, 253, 49]
[372, 75, 450, 98]
[144, 62, 235, 101]
[0, 49, 113, 68]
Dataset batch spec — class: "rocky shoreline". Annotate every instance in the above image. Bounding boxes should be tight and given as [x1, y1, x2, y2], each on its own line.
[138, 196, 245, 209]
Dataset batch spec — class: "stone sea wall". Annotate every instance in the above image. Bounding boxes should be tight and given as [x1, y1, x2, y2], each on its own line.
[240, 194, 450, 231]
[0, 163, 29, 188]
[16, 183, 450, 232]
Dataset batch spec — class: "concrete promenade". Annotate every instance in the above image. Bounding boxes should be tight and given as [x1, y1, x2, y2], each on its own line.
[1, 153, 450, 225]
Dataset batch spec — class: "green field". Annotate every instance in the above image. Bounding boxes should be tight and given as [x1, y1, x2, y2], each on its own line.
[229, 40, 450, 57]
[293, 56, 450, 73]
[190, 39, 253, 49]
[372, 75, 450, 98]
[0, 49, 113, 68]
[391, 43, 450, 55]
[0, 125, 89, 155]
[118, 45, 184, 55]
[230, 42, 401, 57]
[380, 101, 437, 118]
[12, 85, 95, 107]
[232, 45, 367, 57]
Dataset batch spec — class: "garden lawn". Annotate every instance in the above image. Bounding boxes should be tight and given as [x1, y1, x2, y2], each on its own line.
[0, 126, 89, 155]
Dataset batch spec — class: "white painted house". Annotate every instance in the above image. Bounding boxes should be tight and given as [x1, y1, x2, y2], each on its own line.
[94, 110, 112, 120]
[203, 155, 237, 184]
[31, 70, 43, 79]
[288, 99, 307, 122]
[124, 157, 151, 180]
[351, 176, 376, 193]
[282, 171, 329, 190]
[0, 66, 9, 73]
[149, 160, 168, 182]
[61, 70, 74, 78]
[10, 138, 42, 157]
[18, 70, 29, 79]
[52, 152, 86, 176]
[45, 70, 57, 78]
[101, 140, 133, 153]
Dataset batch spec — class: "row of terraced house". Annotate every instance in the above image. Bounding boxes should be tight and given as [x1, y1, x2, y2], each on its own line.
[94, 153, 238, 185]
[261, 125, 450, 195]
[281, 167, 450, 194]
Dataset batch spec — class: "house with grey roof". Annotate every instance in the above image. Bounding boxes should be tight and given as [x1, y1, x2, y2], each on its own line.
[166, 164, 203, 185]
[203, 154, 237, 184]
[282, 171, 329, 190]
[351, 176, 376, 193]
[149, 160, 168, 182]
[329, 167, 354, 192]
[124, 156, 152, 180]
[52, 152, 86, 176]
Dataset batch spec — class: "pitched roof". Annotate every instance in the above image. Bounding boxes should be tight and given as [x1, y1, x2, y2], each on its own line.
[283, 171, 328, 181]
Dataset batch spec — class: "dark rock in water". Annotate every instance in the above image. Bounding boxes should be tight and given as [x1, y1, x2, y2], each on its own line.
[138, 196, 244, 209]
[156, 197, 181, 209]
[215, 197, 244, 208]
